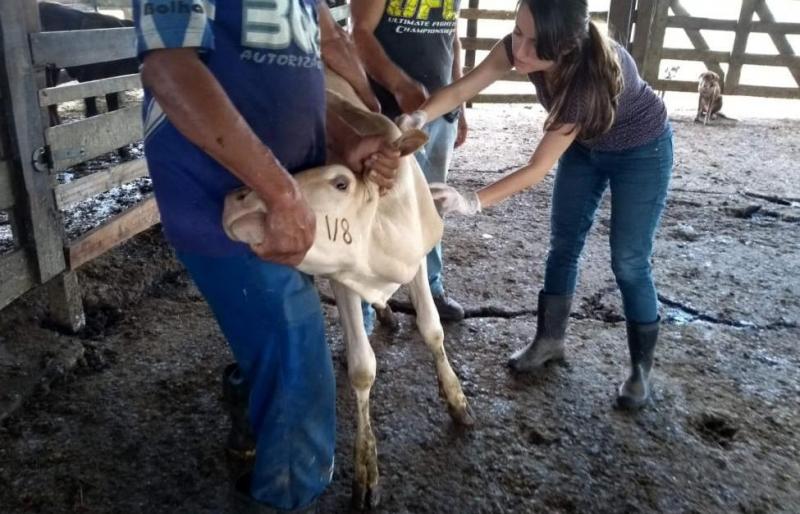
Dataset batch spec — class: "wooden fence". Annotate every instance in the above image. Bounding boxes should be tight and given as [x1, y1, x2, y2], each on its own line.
[0, 0, 797, 325]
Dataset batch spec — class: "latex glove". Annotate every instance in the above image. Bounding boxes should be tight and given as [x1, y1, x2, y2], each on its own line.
[396, 110, 428, 131]
[429, 182, 481, 216]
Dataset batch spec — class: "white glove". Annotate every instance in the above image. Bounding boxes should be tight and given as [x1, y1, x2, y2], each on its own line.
[429, 182, 481, 216]
[395, 110, 428, 131]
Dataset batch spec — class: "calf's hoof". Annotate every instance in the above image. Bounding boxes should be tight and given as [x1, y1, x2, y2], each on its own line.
[351, 480, 381, 511]
[447, 400, 476, 427]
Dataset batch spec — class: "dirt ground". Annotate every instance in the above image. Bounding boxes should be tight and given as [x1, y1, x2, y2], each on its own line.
[1, 104, 798, 514]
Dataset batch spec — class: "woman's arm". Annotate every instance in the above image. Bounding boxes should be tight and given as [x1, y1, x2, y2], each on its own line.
[477, 124, 578, 208]
[419, 40, 513, 123]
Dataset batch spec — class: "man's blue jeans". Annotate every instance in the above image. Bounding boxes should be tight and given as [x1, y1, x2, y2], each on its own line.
[543, 126, 674, 324]
[177, 251, 335, 511]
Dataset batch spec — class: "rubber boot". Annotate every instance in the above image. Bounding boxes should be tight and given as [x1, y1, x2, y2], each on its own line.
[508, 291, 572, 372]
[222, 363, 256, 459]
[616, 318, 660, 410]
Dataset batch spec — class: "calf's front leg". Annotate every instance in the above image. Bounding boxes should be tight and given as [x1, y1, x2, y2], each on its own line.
[407, 260, 474, 426]
[330, 279, 381, 510]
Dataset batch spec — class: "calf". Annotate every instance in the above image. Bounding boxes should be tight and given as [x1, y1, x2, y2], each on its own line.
[695, 71, 722, 125]
[223, 70, 474, 510]
[39, 2, 139, 125]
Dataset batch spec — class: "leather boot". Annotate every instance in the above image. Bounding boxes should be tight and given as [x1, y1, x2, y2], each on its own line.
[616, 318, 660, 410]
[432, 292, 465, 321]
[508, 291, 572, 372]
[222, 363, 256, 459]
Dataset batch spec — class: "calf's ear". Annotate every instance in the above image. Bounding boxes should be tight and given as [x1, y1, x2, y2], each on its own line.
[393, 129, 429, 156]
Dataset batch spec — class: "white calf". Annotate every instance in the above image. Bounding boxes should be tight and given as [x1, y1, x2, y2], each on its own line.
[223, 70, 474, 510]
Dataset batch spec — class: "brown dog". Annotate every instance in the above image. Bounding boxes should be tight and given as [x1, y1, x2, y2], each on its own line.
[696, 71, 722, 125]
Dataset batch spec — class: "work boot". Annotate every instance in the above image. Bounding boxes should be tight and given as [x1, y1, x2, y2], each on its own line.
[432, 292, 465, 321]
[617, 318, 660, 410]
[222, 363, 256, 460]
[229, 473, 318, 513]
[508, 291, 572, 373]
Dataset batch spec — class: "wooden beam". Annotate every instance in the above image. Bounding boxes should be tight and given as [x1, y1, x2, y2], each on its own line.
[67, 196, 160, 270]
[30, 27, 136, 68]
[0, 249, 37, 311]
[607, 0, 635, 47]
[459, 9, 608, 22]
[461, 37, 500, 52]
[39, 74, 141, 107]
[643, 0, 671, 84]
[660, 48, 800, 68]
[668, 16, 800, 35]
[55, 158, 149, 209]
[669, 0, 725, 79]
[630, 0, 656, 72]
[725, 0, 759, 93]
[755, 2, 800, 87]
[654, 79, 799, 99]
[45, 105, 143, 171]
[0, 0, 66, 283]
[0, 160, 15, 210]
[472, 94, 538, 104]
[45, 270, 85, 333]
[751, 21, 800, 35]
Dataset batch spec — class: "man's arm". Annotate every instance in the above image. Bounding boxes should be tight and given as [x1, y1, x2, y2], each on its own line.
[351, 0, 428, 114]
[318, 2, 380, 112]
[140, 49, 315, 266]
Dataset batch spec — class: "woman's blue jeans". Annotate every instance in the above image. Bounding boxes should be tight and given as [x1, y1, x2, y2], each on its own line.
[177, 251, 335, 511]
[544, 126, 674, 324]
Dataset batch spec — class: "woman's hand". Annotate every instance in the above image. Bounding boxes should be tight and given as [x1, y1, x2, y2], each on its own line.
[429, 183, 482, 216]
[396, 110, 428, 131]
[342, 135, 401, 190]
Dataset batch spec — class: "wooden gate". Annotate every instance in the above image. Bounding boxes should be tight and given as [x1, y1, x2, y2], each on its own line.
[625, 0, 799, 99]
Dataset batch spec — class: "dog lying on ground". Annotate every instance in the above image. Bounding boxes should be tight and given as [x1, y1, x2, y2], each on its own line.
[695, 71, 722, 125]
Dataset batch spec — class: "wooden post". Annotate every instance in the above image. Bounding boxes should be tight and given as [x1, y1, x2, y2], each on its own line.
[0, 0, 84, 328]
[630, 0, 656, 74]
[642, 0, 671, 84]
[607, 0, 635, 48]
[45, 271, 85, 333]
[725, 0, 759, 94]
[463, 0, 479, 108]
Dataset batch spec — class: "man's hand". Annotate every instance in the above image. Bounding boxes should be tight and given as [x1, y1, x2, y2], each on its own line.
[394, 79, 429, 114]
[429, 182, 482, 216]
[251, 187, 316, 266]
[455, 108, 468, 148]
[342, 135, 401, 190]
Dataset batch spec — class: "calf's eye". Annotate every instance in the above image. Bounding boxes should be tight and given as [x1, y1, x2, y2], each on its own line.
[331, 175, 350, 192]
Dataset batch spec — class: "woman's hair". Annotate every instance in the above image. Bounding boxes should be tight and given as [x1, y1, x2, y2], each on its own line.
[520, 0, 623, 140]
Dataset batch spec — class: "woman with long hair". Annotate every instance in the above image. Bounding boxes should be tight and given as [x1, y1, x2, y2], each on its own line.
[400, 0, 673, 410]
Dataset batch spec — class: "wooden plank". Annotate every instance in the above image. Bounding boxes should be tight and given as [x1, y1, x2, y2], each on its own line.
[461, 37, 500, 52]
[30, 27, 136, 68]
[643, 0, 671, 84]
[463, 66, 528, 82]
[0, 249, 37, 311]
[459, 9, 608, 22]
[45, 105, 143, 171]
[654, 79, 799, 99]
[660, 48, 800, 68]
[630, 0, 656, 72]
[40, 73, 141, 107]
[667, 16, 737, 32]
[725, 0, 759, 93]
[0, 160, 14, 210]
[669, 0, 725, 79]
[45, 271, 85, 333]
[55, 158, 149, 209]
[67, 196, 160, 270]
[0, 0, 66, 283]
[607, 0, 635, 47]
[755, 3, 800, 87]
[464, 0, 480, 72]
[472, 94, 538, 104]
[751, 21, 800, 35]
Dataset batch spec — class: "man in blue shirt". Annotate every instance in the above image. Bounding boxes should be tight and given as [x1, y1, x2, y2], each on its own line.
[134, 1, 399, 511]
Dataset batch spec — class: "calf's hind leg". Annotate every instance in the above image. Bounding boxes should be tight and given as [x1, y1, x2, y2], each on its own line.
[408, 259, 474, 426]
[330, 280, 381, 510]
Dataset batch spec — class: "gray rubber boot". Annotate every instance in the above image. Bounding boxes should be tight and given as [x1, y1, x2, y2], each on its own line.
[222, 363, 256, 459]
[616, 319, 660, 410]
[508, 291, 573, 373]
